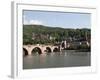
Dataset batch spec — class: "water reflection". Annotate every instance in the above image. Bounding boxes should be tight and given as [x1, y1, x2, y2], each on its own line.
[23, 50, 90, 69]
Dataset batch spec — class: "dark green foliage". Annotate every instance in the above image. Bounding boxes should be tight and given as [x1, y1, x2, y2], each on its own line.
[23, 25, 91, 45]
[65, 44, 90, 52]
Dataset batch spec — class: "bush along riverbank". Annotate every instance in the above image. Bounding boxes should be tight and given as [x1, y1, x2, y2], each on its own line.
[64, 44, 90, 52]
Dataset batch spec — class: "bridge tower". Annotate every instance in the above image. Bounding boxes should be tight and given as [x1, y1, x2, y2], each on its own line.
[61, 40, 67, 49]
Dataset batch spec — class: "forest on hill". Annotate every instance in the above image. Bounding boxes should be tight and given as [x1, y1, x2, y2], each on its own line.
[23, 25, 91, 45]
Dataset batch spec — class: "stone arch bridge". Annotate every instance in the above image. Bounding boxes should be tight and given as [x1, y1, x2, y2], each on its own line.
[23, 44, 61, 55]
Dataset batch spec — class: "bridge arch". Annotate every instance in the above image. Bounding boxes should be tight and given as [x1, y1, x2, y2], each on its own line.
[31, 47, 42, 55]
[53, 47, 59, 52]
[23, 48, 28, 56]
[45, 47, 52, 53]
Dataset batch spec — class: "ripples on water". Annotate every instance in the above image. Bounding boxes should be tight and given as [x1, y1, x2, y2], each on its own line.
[23, 50, 91, 69]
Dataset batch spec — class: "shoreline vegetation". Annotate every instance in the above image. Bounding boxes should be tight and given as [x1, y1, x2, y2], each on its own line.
[23, 24, 91, 52]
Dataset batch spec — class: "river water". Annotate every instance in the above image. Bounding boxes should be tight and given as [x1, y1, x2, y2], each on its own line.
[23, 50, 90, 69]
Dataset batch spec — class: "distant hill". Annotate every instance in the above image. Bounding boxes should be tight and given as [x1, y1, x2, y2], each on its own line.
[23, 24, 67, 33]
[23, 24, 91, 45]
[23, 24, 90, 33]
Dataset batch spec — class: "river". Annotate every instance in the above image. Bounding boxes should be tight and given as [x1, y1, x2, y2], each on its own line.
[23, 50, 90, 69]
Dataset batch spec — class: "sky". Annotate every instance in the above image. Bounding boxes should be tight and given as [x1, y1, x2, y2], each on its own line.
[23, 10, 91, 29]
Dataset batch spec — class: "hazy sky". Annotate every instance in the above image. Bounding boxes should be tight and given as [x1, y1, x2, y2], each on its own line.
[23, 10, 91, 29]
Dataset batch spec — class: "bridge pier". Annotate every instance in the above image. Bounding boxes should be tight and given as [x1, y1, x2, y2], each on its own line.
[59, 45, 62, 52]
[28, 49, 32, 55]
[41, 47, 46, 54]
